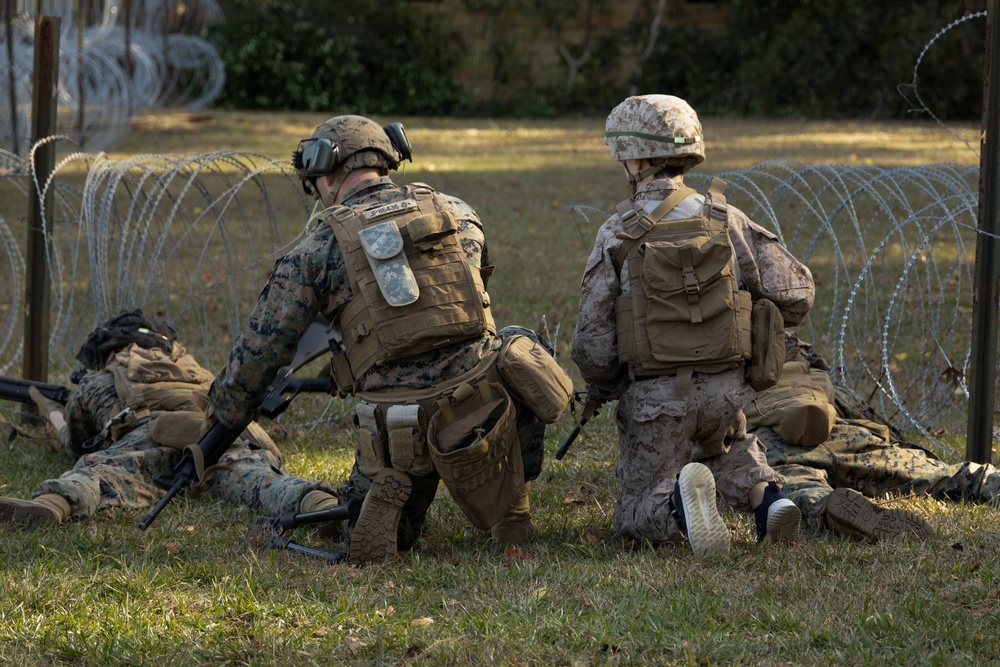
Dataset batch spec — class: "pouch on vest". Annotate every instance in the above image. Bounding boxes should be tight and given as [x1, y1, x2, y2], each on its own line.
[148, 410, 205, 449]
[746, 297, 783, 391]
[354, 400, 388, 477]
[359, 220, 419, 307]
[427, 381, 523, 530]
[386, 403, 434, 476]
[497, 334, 574, 424]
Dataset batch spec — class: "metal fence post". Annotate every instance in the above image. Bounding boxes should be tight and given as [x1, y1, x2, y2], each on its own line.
[969, 0, 1000, 463]
[22, 14, 60, 383]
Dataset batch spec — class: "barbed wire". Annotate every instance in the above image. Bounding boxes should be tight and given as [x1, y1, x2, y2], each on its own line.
[1, 0, 226, 155]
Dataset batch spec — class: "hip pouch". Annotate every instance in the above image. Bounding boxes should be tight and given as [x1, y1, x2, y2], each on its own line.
[497, 334, 574, 424]
[746, 298, 784, 391]
[428, 381, 524, 530]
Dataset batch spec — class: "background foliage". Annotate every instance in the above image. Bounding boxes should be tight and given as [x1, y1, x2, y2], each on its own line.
[207, 0, 986, 119]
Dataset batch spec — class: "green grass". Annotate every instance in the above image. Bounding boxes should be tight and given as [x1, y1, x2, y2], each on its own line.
[1, 111, 996, 666]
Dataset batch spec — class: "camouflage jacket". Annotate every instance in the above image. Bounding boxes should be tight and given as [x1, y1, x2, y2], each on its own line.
[571, 176, 815, 388]
[59, 370, 126, 458]
[208, 176, 496, 429]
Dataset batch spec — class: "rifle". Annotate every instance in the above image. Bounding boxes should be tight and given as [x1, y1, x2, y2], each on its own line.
[555, 385, 608, 460]
[259, 318, 341, 419]
[139, 317, 342, 530]
[138, 420, 243, 530]
[247, 499, 360, 564]
[0, 376, 71, 407]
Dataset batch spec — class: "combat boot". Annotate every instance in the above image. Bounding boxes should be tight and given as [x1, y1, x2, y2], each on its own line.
[490, 482, 538, 544]
[823, 488, 936, 541]
[298, 489, 344, 539]
[347, 469, 412, 565]
[0, 493, 71, 528]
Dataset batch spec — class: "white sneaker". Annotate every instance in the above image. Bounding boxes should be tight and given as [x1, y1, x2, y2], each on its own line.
[675, 463, 731, 559]
[764, 498, 801, 543]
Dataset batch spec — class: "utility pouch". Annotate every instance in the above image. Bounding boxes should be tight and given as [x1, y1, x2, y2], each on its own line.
[359, 221, 419, 307]
[408, 211, 457, 250]
[354, 400, 388, 476]
[428, 381, 523, 530]
[497, 334, 573, 424]
[386, 403, 434, 476]
[148, 410, 204, 449]
[746, 297, 784, 391]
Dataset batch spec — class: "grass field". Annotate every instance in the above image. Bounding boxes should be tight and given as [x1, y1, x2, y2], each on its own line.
[1, 111, 996, 666]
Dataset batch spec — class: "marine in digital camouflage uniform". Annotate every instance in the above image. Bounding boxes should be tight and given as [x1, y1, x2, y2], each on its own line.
[749, 333, 992, 540]
[572, 95, 815, 558]
[206, 115, 554, 563]
[0, 310, 337, 528]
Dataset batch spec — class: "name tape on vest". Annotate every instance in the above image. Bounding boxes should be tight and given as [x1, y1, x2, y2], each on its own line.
[364, 200, 418, 222]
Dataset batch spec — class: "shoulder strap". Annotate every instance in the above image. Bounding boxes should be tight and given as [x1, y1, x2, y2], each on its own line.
[613, 186, 696, 275]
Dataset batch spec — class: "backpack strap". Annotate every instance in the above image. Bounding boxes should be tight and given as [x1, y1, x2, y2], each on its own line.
[613, 186, 696, 275]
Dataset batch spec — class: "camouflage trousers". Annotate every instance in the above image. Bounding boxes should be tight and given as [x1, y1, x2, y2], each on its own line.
[614, 369, 778, 543]
[755, 420, 1000, 530]
[33, 424, 335, 519]
[337, 326, 549, 549]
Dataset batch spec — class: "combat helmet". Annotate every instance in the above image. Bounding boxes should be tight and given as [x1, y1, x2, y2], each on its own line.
[75, 309, 177, 370]
[604, 95, 705, 177]
[292, 115, 412, 194]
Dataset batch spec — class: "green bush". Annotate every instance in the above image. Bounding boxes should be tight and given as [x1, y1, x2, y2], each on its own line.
[207, 0, 471, 115]
[635, 0, 985, 120]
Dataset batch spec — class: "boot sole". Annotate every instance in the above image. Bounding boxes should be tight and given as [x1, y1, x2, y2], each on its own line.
[824, 488, 935, 541]
[347, 469, 412, 565]
[678, 463, 730, 559]
[765, 499, 801, 544]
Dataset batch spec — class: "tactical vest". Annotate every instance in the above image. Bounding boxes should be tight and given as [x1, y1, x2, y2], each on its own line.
[324, 183, 496, 393]
[613, 178, 752, 390]
[105, 342, 276, 453]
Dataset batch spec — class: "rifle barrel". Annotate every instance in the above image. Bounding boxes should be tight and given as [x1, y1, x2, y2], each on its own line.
[0, 377, 71, 406]
[138, 473, 190, 530]
[555, 424, 582, 460]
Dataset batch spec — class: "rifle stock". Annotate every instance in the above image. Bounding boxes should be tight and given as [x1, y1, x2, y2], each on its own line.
[0, 376, 71, 406]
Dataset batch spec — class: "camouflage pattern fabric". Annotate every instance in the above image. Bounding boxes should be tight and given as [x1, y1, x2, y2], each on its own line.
[208, 176, 549, 548]
[612, 369, 778, 543]
[756, 383, 1000, 530]
[34, 361, 334, 519]
[571, 176, 815, 543]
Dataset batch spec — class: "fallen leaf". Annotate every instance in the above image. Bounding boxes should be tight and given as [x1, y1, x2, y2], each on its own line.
[376, 606, 395, 617]
[411, 617, 434, 628]
[163, 542, 179, 555]
[345, 634, 367, 653]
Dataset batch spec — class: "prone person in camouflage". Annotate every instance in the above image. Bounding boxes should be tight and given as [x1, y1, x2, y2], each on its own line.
[571, 95, 816, 558]
[205, 116, 562, 565]
[0, 310, 341, 528]
[748, 332, 997, 540]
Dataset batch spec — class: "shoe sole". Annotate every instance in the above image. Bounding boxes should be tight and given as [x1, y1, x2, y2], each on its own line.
[0, 498, 60, 528]
[677, 463, 730, 559]
[347, 469, 412, 565]
[824, 488, 935, 541]
[765, 499, 801, 544]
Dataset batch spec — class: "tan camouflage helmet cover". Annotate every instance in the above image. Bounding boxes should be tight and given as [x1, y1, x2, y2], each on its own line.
[309, 115, 402, 172]
[604, 95, 705, 169]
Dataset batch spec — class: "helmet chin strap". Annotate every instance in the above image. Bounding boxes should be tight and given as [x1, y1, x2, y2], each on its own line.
[317, 168, 351, 207]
